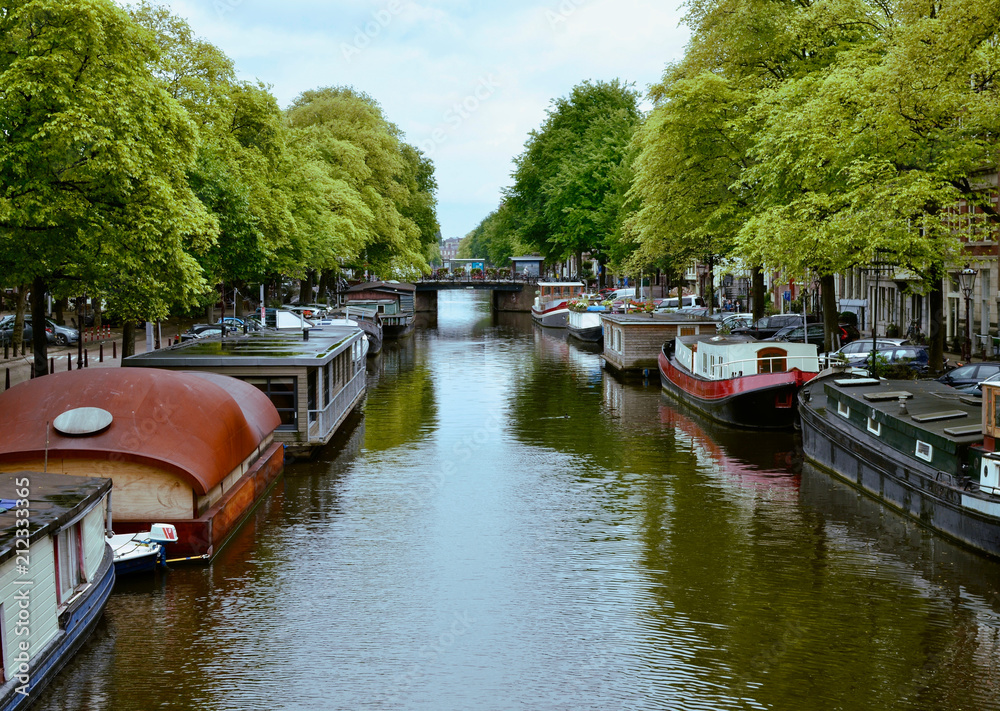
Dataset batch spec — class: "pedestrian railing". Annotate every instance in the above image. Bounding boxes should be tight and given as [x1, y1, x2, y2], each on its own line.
[307, 369, 366, 443]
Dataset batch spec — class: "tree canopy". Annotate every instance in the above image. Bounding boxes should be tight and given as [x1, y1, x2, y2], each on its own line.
[0, 0, 440, 327]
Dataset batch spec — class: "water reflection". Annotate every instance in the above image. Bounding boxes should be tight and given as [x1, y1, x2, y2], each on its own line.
[34, 291, 1000, 711]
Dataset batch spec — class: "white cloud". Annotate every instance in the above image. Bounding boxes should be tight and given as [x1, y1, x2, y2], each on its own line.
[122, 0, 689, 239]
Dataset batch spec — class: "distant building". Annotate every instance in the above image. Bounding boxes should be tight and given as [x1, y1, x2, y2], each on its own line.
[440, 237, 461, 262]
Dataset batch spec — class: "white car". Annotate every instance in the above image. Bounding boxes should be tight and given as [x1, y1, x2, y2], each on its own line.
[716, 312, 754, 332]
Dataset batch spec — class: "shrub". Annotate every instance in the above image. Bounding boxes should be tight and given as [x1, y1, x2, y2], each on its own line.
[839, 311, 858, 326]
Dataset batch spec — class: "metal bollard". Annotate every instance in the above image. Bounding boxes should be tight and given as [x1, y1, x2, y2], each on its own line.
[99, 343, 104, 363]
[84, 349, 88, 367]
[49, 357, 54, 373]
[4, 368, 8, 391]
[67, 354, 72, 371]
[113, 341, 117, 359]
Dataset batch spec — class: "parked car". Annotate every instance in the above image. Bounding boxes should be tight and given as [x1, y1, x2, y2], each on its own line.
[767, 322, 860, 351]
[826, 338, 911, 364]
[838, 322, 861, 344]
[654, 295, 705, 311]
[956, 372, 1000, 397]
[766, 322, 827, 348]
[937, 363, 1000, 389]
[0, 316, 78, 346]
[214, 317, 262, 332]
[731, 313, 818, 339]
[180, 324, 234, 342]
[847, 345, 937, 374]
[717, 312, 754, 333]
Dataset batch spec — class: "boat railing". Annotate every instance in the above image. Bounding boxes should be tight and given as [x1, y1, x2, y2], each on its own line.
[708, 356, 820, 379]
[307, 368, 366, 443]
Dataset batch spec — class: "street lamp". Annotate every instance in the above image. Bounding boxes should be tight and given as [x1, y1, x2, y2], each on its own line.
[959, 264, 977, 362]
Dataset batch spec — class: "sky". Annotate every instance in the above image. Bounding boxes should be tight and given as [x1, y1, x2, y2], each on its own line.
[146, 0, 691, 241]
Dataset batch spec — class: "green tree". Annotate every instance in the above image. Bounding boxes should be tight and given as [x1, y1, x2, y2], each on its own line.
[0, 0, 216, 367]
[286, 87, 430, 278]
[505, 80, 641, 282]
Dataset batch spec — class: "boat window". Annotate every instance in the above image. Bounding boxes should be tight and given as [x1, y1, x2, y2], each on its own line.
[55, 523, 85, 606]
[757, 347, 787, 374]
[915, 441, 933, 462]
[243, 376, 298, 429]
[308, 369, 318, 424]
[867, 416, 881, 436]
[837, 400, 850, 418]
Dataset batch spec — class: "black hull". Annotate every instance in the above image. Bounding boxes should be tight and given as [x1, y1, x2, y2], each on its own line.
[799, 392, 1000, 559]
[659, 369, 801, 430]
[383, 318, 414, 340]
[356, 320, 382, 355]
[567, 325, 602, 343]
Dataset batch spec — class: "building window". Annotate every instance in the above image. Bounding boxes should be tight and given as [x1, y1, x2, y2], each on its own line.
[243, 376, 297, 430]
[54, 524, 85, 606]
[915, 441, 933, 462]
[867, 416, 881, 436]
[837, 400, 850, 418]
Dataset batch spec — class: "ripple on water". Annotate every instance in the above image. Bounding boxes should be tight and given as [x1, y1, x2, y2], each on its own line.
[33, 292, 1000, 711]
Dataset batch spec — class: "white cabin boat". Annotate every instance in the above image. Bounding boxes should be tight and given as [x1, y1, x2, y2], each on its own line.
[532, 282, 585, 328]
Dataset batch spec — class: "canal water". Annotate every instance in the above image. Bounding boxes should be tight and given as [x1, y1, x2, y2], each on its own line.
[38, 291, 1000, 710]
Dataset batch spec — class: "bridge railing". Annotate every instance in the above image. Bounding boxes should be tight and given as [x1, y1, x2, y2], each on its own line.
[419, 272, 542, 285]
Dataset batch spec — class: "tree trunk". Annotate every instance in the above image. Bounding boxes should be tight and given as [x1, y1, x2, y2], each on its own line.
[235, 282, 245, 318]
[928, 266, 946, 372]
[12, 285, 27, 357]
[54, 297, 67, 325]
[821, 273, 839, 353]
[317, 270, 330, 305]
[707, 256, 715, 314]
[32, 276, 48, 377]
[300, 271, 315, 305]
[752, 266, 766, 321]
[121, 322, 136, 358]
[93, 298, 102, 330]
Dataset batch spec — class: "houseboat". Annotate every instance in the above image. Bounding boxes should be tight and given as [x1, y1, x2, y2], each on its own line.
[315, 305, 383, 356]
[124, 325, 367, 458]
[601, 312, 718, 374]
[531, 282, 585, 328]
[658, 334, 820, 429]
[345, 282, 415, 339]
[567, 306, 605, 343]
[0, 472, 114, 711]
[0, 369, 284, 561]
[799, 374, 1000, 558]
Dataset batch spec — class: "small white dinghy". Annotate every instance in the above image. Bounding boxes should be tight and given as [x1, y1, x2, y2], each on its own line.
[107, 523, 178, 576]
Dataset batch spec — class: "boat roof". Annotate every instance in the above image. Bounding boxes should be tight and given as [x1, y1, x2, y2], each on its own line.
[125, 326, 360, 367]
[0, 472, 111, 564]
[816, 376, 984, 444]
[677, 334, 759, 345]
[538, 281, 584, 287]
[0, 369, 280, 496]
[600, 312, 719, 325]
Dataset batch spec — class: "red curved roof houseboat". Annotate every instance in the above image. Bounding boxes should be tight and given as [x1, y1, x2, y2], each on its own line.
[0, 368, 284, 561]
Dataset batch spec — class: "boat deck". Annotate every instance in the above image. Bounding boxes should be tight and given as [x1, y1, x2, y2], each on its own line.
[808, 376, 984, 445]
